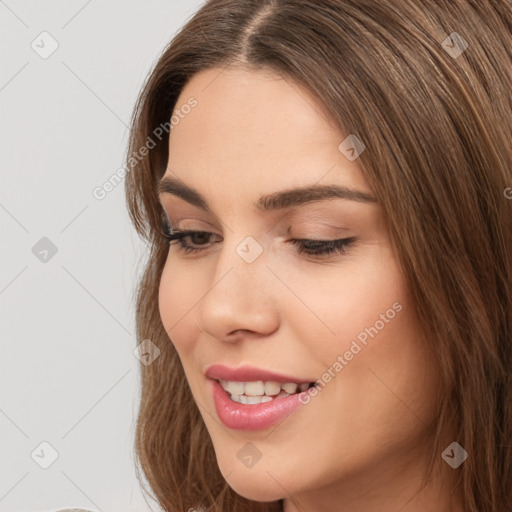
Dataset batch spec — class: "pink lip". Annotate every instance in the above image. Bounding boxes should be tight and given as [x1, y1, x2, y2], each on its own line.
[209, 379, 311, 430]
[205, 363, 314, 383]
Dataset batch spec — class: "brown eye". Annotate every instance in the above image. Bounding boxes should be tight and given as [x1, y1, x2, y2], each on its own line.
[164, 229, 219, 254]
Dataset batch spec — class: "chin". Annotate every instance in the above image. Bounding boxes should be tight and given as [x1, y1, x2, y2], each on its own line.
[218, 461, 290, 502]
[227, 478, 286, 502]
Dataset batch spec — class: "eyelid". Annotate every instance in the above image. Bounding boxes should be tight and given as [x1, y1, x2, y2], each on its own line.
[162, 211, 221, 233]
[160, 201, 354, 228]
[292, 228, 351, 238]
[161, 204, 355, 241]
[164, 222, 352, 241]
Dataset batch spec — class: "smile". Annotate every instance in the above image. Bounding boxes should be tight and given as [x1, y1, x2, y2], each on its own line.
[209, 378, 319, 430]
[218, 379, 316, 404]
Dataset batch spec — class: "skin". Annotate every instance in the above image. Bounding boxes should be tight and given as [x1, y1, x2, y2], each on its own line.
[157, 66, 464, 512]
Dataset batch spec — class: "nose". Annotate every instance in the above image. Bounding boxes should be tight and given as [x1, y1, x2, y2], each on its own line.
[195, 237, 280, 343]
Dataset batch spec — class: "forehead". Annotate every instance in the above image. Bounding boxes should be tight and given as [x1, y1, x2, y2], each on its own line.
[166, 66, 371, 201]
[171, 65, 338, 147]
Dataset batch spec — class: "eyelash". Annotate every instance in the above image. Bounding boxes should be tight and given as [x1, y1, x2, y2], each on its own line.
[160, 220, 356, 258]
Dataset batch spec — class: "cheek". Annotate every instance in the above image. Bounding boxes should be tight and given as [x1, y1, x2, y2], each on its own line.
[280, 246, 438, 436]
[158, 261, 211, 399]
[280, 244, 410, 356]
[158, 260, 196, 357]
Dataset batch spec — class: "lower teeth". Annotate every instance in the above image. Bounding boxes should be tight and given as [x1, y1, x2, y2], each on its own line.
[229, 393, 286, 404]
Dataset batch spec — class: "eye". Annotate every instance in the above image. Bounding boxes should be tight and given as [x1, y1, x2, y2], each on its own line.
[165, 229, 220, 254]
[289, 237, 356, 256]
[160, 217, 220, 254]
[160, 219, 356, 258]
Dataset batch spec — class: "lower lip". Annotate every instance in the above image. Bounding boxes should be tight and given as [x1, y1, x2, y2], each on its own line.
[210, 379, 310, 431]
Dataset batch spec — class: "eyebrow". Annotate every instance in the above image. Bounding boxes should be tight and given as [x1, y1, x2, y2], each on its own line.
[157, 175, 377, 213]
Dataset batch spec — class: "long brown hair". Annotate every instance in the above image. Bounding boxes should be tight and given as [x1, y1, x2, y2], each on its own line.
[124, 1, 512, 510]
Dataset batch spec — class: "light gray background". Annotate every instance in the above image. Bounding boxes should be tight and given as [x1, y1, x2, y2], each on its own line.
[1, 1, 205, 510]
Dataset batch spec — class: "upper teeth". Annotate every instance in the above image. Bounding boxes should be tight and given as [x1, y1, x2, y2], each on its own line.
[219, 379, 310, 397]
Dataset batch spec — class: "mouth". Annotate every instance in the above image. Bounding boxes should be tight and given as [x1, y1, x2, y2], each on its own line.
[209, 376, 319, 430]
[216, 378, 318, 404]
[205, 364, 319, 426]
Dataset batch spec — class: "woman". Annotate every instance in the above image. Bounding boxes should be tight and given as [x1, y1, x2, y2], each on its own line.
[124, 1, 512, 511]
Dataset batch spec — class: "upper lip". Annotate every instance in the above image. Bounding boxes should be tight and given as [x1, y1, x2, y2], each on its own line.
[205, 364, 314, 384]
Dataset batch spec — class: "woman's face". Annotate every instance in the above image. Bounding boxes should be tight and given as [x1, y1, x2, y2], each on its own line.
[158, 66, 443, 509]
